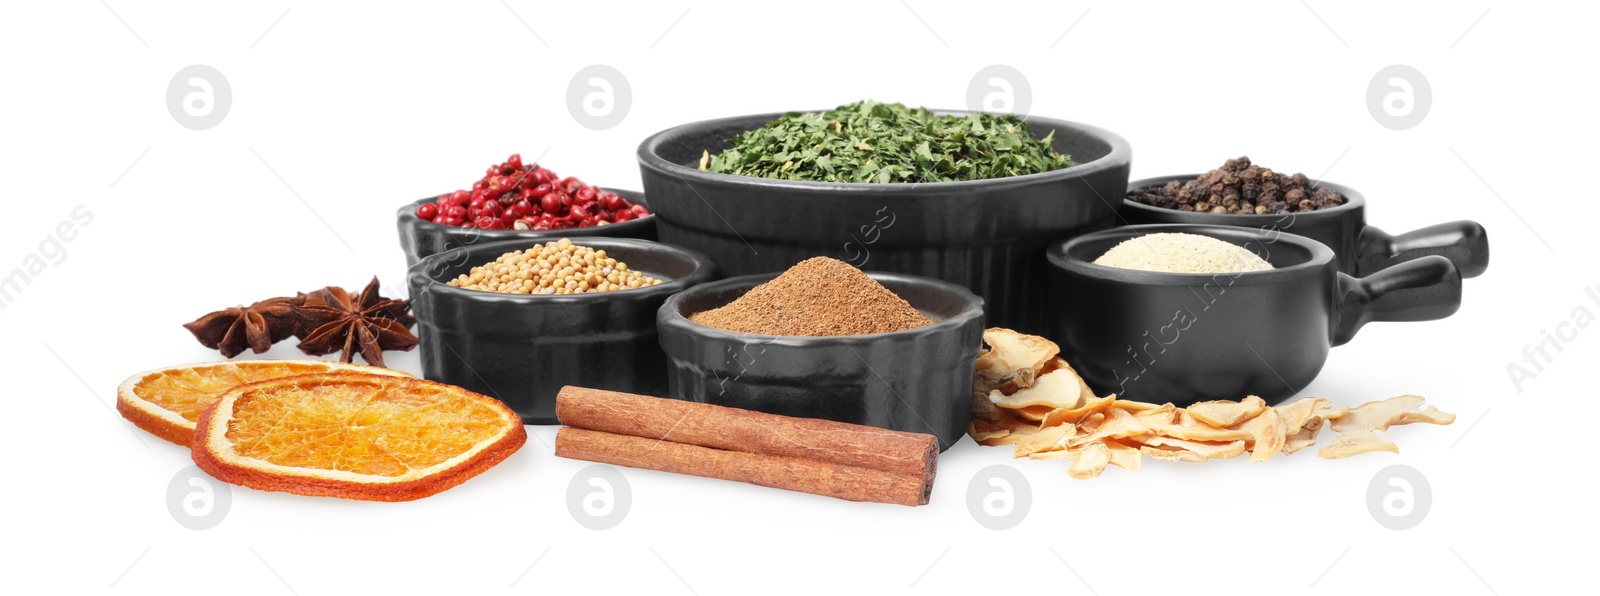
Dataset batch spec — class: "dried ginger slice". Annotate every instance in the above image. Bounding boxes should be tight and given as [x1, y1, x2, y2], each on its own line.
[975, 328, 1059, 394]
[1152, 411, 1254, 443]
[1104, 441, 1142, 472]
[1331, 395, 1455, 434]
[1013, 424, 1076, 458]
[1276, 398, 1332, 455]
[1188, 395, 1267, 427]
[1141, 436, 1247, 460]
[973, 430, 1035, 447]
[1276, 398, 1329, 431]
[1010, 404, 1060, 423]
[1283, 423, 1324, 455]
[1319, 432, 1398, 459]
[1041, 394, 1118, 428]
[1236, 407, 1287, 463]
[1285, 396, 1349, 454]
[1068, 408, 1152, 448]
[988, 366, 1084, 411]
[1397, 407, 1456, 426]
[1141, 445, 1206, 463]
[1331, 395, 1424, 433]
[969, 410, 1039, 446]
[1067, 442, 1112, 479]
[1112, 400, 1164, 412]
[1075, 413, 1107, 435]
[1131, 403, 1179, 426]
[1315, 402, 1350, 421]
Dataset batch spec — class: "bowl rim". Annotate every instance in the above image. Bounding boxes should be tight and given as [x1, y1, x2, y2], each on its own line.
[1049, 223, 1334, 287]
[397, 187, 656, 238]
[409, 236, 714, 304]
[638, 109, 1132, 192]
[1122, 174, 1366, 221]
[658, 270, 985, 345]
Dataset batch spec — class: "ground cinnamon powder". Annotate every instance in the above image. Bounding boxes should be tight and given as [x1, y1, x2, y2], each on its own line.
[689, 257, 933, 336]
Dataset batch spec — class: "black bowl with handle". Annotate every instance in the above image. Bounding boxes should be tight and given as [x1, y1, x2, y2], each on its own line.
[638, 111, 1130, 335]
[1045, 224, 1463, 406]
[1122, 175, 1489, 278]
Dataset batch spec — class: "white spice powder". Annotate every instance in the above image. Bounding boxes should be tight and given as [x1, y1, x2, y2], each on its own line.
[1093, 232, 1273, 274]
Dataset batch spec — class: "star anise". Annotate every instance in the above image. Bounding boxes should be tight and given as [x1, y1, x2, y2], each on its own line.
[293, 277, 418, 368]
[183, 296, 305, 358]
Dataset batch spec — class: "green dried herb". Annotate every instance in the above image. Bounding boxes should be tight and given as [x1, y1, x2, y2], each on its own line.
[699, 100, 1074, 183]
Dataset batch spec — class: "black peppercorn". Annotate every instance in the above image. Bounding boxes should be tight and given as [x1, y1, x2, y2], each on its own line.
[1126, 156, 1346, 215]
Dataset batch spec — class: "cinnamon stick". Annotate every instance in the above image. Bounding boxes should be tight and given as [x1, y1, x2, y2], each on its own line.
[555, 385, 938, 477]
[555, 427, 932, 506]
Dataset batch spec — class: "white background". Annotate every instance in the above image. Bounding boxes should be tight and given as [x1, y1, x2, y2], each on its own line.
[3, 1, 1594, 594]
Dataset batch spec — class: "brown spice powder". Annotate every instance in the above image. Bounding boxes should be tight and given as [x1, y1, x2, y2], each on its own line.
[689, 257, 934, 336]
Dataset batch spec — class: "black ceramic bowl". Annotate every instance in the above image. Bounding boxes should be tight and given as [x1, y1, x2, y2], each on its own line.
[396, 189, 657, 268]
[657, 272, 985, 450]
[1045, 224, 1462, 406]
[1122, 175, 1489, 278]
[407, 237, 716, 424]
[637, 111, 1131, 335]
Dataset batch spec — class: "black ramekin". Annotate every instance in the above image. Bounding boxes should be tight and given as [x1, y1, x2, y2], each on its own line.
[396, 189, 658, 268]
[1122, 176, 1489, 278]
[1045, 224, 1462, 406]
[637, 111, 1131, 335]
[657, 272, 985, 450]
[408, 237, 716, 424]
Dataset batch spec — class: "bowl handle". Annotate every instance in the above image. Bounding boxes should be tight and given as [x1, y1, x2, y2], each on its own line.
[1333, 255, 1462, 346]
[1356, 220, 1489, 278]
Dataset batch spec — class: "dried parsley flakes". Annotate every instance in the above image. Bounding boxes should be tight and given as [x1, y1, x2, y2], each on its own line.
[699, 100, 1074, 184]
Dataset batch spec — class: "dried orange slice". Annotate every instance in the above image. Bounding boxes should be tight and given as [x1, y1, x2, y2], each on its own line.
[118, 360, 410, 446]
[192, 373, 526, 502]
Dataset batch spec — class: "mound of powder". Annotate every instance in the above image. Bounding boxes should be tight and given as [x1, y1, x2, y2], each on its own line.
[689, 257, 933, 336]
[1093, 232, 1273, 274]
